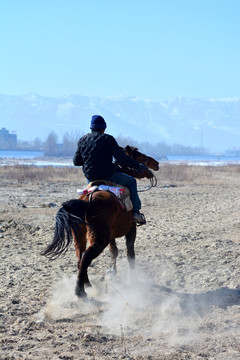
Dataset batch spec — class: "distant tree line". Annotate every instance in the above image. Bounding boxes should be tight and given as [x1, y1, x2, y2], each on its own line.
[16, 131, 83, 156]
[42, 131, 83, 157]
[116, 137, 208, 157]
[29, 131, 208, 157]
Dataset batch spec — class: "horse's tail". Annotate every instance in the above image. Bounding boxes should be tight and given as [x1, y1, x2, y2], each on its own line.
[41, 199, 89, 259]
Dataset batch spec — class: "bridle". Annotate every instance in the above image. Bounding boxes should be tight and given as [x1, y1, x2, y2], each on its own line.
[139, 153, 148, 167]
[128, 150, 158, 192]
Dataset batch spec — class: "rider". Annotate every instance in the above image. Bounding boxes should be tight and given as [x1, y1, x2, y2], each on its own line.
[73, 115, 147, 224]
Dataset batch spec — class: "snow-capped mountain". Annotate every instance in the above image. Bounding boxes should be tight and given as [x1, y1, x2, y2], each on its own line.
[0, 93, 239, 152]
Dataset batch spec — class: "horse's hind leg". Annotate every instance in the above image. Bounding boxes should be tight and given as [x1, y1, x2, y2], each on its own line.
[75, 210, 110, 297]
[75, 241, 108, 297]
[108, 239, 118, 276]
[73, 225, 91, 287]
[125, 225, 136, 270]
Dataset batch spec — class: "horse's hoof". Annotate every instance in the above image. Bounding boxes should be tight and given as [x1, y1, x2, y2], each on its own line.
[84, 281, 92, 288]
[75, 287, 87, 298]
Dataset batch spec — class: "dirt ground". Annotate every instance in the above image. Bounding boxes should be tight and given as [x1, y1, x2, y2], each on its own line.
[0, 165, 240, 359]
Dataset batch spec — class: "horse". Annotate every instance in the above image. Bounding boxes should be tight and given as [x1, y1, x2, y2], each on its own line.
[41, 147, 159, 297]
[119, 145, 159, 179]
[123, 145, 159, 172]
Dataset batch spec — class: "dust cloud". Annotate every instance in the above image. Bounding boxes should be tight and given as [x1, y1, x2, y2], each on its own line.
[38, 268, 203, 345]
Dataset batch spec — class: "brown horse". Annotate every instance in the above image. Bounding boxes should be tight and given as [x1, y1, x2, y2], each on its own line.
[119, 145, 159, 179]
[41, 147, 159, 297]
[123, 145, 159, 171]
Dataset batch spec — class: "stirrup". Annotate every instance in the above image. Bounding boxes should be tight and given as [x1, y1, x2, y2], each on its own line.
[132, 212, 146, 225]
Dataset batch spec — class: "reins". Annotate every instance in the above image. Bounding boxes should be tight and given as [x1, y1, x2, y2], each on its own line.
[137, 170, 157, 192]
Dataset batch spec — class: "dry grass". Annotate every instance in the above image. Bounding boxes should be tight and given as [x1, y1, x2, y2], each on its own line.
[0, 165, 84, 184]
[0, 163, 239, 185]
[156, 163, 240, 185]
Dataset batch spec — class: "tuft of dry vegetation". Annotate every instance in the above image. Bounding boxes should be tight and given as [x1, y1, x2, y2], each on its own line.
[0, 163, 239, 186]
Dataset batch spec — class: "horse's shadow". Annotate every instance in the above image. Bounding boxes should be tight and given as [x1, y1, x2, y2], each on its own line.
[152, 285, 240, 317]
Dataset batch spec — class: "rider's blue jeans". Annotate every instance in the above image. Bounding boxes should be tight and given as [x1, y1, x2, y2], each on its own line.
[105, 172, 141, 212]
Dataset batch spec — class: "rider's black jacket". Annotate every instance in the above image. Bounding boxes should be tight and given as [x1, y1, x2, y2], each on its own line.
[73, 131, 140, 181]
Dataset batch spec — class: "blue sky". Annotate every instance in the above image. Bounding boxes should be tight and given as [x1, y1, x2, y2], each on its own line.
[1, 0, 240, 101]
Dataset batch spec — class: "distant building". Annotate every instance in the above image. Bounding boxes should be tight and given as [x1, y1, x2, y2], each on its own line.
[0, 128, 17, 149]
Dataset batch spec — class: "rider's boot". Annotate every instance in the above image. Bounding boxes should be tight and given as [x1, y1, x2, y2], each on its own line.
[132, 210, 146, 224]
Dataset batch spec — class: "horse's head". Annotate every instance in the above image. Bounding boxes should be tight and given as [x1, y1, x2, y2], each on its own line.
[124, 145, 159, 171]
[135, 167, 154, 179]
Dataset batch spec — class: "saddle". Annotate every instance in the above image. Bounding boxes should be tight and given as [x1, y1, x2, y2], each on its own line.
[87, 180, 133, 211]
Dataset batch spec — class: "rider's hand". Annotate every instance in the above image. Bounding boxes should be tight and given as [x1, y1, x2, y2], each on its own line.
[137, 163, 147, 173]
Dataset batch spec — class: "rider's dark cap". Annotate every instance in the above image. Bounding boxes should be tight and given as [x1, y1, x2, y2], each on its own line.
[90, 115, 107, 130]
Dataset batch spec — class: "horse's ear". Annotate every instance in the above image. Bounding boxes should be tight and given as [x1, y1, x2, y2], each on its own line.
[125, 145, 132, 156]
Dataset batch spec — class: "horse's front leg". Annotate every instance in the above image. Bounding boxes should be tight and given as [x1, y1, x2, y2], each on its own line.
[125, 224, 136, 270]
[107, 239, 118, 276]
